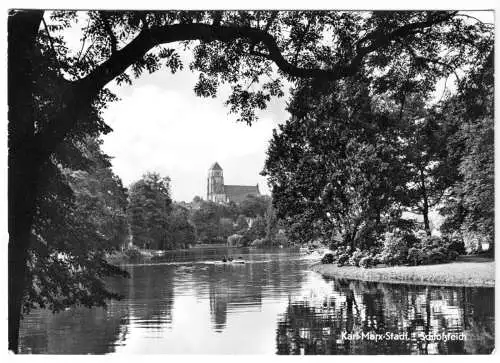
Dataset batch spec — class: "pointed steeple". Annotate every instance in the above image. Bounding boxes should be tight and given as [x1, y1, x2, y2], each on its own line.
[207, 162, 225, 202]
[209, 162, 223, 171]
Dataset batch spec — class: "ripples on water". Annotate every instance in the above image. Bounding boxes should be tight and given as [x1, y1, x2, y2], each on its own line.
[19, 247, 494, 354]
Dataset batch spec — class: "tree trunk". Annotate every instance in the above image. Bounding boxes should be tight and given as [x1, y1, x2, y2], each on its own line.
[419, 168, 431, 236]
[8, 217, 33, 353]
[8, 10, 44, 353]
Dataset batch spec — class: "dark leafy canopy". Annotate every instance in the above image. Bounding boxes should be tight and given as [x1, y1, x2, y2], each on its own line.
[189, 200, 241, 243]
[42, 10, 492, 127]
[263, 77, 409, 248]
[439, 52, 494, 245]
[164, 204, 196, 249]
[392, 95, 460, 234]
[26, 137, 129, 314]
[189, 196, 273, 244]
[190, 201, 226, 243]
[25, 28, 129, 314]
[239, 194, 271, 218]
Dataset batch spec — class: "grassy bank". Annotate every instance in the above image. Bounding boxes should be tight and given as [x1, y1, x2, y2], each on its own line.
[311, 256, 495, 287]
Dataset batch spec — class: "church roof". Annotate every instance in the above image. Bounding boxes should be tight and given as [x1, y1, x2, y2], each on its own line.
[224, 184, 260, 203]
[209, 162, 222, 171]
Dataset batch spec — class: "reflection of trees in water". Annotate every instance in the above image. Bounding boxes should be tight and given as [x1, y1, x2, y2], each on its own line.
[276, 279, 494, 355]
[206, 263, 265, 333]
[276, 300, 340, 354]
[126, 265, 176, 330]
[188, 249, 306, 333]
[18, 263, 178, 354]
[18, 276, 130, 354]
[462, 287, 495, 354]
[209, 280, 229, 332]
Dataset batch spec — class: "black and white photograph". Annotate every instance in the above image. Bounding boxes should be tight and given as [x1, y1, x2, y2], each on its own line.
[5, 2, 496, 355]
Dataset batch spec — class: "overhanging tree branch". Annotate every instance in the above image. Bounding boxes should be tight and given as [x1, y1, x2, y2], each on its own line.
[39, 12, 459, 159]
[78, 13, 457, 94]
[402, 43, 462, 83]
[100, 13, 118, 54]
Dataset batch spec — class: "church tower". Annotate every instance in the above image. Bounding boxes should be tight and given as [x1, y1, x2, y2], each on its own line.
[207, 162, 226, 203]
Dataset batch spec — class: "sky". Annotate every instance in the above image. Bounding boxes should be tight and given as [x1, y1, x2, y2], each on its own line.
[101, 61, 289, 202]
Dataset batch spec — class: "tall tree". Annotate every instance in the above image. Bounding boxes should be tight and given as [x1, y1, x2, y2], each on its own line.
[25, 136, 129, 335]
[127, 173, 172, 250]
[398, 98, 457, 235]
[164, 204, 196, 249]
[239, 195, 271, 218]
[190, 200, 224, 243]
[440, 51, 494, 247]
[263, 78, 409, 248]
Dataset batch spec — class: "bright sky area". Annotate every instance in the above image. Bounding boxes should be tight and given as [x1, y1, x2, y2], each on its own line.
[101, 63, 289, 202]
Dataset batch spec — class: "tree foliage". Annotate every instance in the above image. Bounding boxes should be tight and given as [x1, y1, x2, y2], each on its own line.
[263, 78, 408, 248]
[190, 200, 229, 243]
[26, 137, 129, 315]
[239, 194, 271, 218]
[439, 52, 494, 246]
[127, 172, 172, 249]
[164, 204, 196, 249]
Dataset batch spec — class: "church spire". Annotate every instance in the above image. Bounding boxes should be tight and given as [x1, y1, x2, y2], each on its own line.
[209, 161, 222, 171]
[207, 162, 226, 203]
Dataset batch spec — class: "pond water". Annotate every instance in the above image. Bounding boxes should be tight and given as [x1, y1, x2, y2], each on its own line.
[19, 248, 494, 354]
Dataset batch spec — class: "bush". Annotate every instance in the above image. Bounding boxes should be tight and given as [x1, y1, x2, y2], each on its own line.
[274, 232, 289, 246]
[337, 254, 350, 267]
[239, 233, 252, 247]
[359, 256, 374, 269]
[380, 232, 411, 265]
[407, 247, 429, 266]
[321, 253, 334, 264]
[227, 234, 244, 247]
[407, 247, 420, 266]
[251, 238, 265, 247]
[448, 238, 466, 255]
[447, 250, 459, 261]
[436, 246, 447, 255]
[415, 230, 429, 241]
[461, 231, 490, 254]
[428, 250, 446, 264]
[125, 248, 142, 261]
[349, 249, 365, 267]
[417, 234, 445, 251]
[373, 253, 386, 265]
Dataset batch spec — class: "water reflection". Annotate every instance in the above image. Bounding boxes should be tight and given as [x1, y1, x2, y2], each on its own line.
[276, 278, 495, 355]
[18, 248, 494, 354]
[18, 301, 129, 354]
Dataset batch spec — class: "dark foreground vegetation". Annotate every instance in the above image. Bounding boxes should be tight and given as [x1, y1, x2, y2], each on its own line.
[263, 19, 493, 269]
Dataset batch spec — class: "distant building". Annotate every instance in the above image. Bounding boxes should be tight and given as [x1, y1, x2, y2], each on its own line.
[206, 162, 260, 203]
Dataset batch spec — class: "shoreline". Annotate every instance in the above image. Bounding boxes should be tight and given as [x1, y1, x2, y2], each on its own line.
[311, 258, 495, 288]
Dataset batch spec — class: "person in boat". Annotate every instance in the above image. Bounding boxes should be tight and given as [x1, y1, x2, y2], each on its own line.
[234, 256, 245, 264]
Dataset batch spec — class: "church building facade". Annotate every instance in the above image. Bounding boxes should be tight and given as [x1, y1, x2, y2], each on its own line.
[206, 162, 260, 204]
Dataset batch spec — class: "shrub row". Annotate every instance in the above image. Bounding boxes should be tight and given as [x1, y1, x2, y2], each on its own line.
[320, 230, 465, 268]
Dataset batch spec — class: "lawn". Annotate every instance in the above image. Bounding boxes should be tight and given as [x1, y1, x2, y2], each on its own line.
[311, 256, 495, 287]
